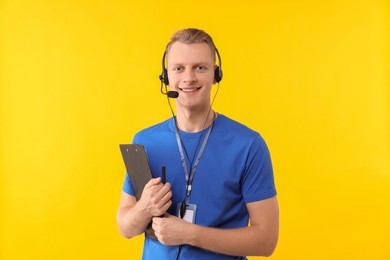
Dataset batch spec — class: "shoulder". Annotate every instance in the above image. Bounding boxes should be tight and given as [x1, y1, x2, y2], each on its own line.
[216, 114, 264, 141]
[133, 118, 174, 143]
[214, 114, 270, 156]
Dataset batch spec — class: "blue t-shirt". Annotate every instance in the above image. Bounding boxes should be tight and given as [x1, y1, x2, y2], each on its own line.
[122, 114, 276, 259]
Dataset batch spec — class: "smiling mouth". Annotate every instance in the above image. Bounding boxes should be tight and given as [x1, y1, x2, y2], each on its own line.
[178, 87, 202, 93]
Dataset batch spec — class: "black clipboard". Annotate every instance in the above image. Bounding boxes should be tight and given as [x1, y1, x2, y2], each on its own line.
[119, 144, 157, 240]
[119, 144, 152, 200]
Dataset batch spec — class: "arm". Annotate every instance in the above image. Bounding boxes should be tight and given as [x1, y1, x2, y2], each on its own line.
[152, 196, 279, 257]
[116, 178, 172, 239]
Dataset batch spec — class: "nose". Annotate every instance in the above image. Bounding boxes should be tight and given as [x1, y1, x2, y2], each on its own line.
[183, 69, 197, 84]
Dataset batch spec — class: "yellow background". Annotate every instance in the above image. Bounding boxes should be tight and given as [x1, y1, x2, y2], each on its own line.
[1, 0, 389, 259]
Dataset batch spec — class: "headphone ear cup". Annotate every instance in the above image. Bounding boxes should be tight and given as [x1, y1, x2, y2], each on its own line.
[214, 66, 223, 83]
[160, 68, 169, 85]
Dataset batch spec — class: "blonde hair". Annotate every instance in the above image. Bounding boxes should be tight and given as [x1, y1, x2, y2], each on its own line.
[165, 28, 217, 61]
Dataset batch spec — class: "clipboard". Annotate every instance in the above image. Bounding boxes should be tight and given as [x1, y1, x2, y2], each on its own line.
[119, 144, 152, 200]
[119, 144, 157, 240]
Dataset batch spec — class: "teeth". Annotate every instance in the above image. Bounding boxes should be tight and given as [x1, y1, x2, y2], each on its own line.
[181, 88, 199, 92]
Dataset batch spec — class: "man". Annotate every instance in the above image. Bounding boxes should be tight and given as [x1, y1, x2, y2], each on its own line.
[117, 28, 279, 259]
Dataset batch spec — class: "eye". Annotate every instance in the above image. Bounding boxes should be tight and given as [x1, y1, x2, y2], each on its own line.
[172, 66, 184, 72]
[196, 65, 207, 71]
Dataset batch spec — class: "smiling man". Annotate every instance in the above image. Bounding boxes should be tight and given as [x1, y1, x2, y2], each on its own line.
[117, 28, 279, 259]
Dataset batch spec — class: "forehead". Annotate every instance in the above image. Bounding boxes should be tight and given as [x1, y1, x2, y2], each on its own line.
[166, 42, 214, 65]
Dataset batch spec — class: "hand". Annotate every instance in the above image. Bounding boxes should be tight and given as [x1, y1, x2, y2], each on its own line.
[137, 178, 172, 218]
[152, 213, 191, 246]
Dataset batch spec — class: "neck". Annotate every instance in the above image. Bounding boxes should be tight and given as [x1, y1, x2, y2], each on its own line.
[175, 107, 215, 133]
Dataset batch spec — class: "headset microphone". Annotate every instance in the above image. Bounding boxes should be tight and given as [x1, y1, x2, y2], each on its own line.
[160, 78, 179, 98]
[167, 91, 179, 98]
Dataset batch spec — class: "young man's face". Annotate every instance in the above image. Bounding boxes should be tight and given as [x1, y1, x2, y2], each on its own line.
[166, 41, 215, 111]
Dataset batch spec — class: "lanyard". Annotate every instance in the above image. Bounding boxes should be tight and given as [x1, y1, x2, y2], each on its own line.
[175, 115, 215, 205]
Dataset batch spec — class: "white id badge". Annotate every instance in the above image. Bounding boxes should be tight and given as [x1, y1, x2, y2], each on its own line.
[176, 203, 197, 224]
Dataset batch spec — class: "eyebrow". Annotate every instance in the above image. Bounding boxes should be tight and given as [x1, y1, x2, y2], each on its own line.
[170, 62, 211, 67]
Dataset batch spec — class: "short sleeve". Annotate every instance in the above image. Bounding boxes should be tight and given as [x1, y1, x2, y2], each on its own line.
[241, 134, 277, 203]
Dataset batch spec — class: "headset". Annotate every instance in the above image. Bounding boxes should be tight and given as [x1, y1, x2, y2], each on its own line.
[159, 48, 223, 87]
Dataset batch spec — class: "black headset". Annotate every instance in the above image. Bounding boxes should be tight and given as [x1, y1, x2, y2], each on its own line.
[159, 48, 223, 85]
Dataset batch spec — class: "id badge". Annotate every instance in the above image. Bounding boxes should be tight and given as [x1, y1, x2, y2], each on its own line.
[176, 203, 197, 224]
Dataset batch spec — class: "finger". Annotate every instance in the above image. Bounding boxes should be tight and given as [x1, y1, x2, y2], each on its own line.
[160, 189, 172, 203]
[152, 216, 162, 225]
[163, 212, 175, 218]
[152, 221, 158, 234]
[161, 194, 172, 211]
[140, 182, 162, 200]
[163, 182, 171, 189]
[156, 182, 171, 199]
[153, 198, 171, 216]
[162, 200, 172, 213]
[145, 178, 161, 188]
[163, 212, 172, 217]
[155, 190, 172, 211]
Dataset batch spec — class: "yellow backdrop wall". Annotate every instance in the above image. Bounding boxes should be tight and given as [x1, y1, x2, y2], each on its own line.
[1, 0, 389, 259]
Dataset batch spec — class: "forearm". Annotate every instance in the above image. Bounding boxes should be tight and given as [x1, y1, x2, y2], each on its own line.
[186, 224, 278, 257]
[117, 179, 172, 239]
[116, 203, 151, 239]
